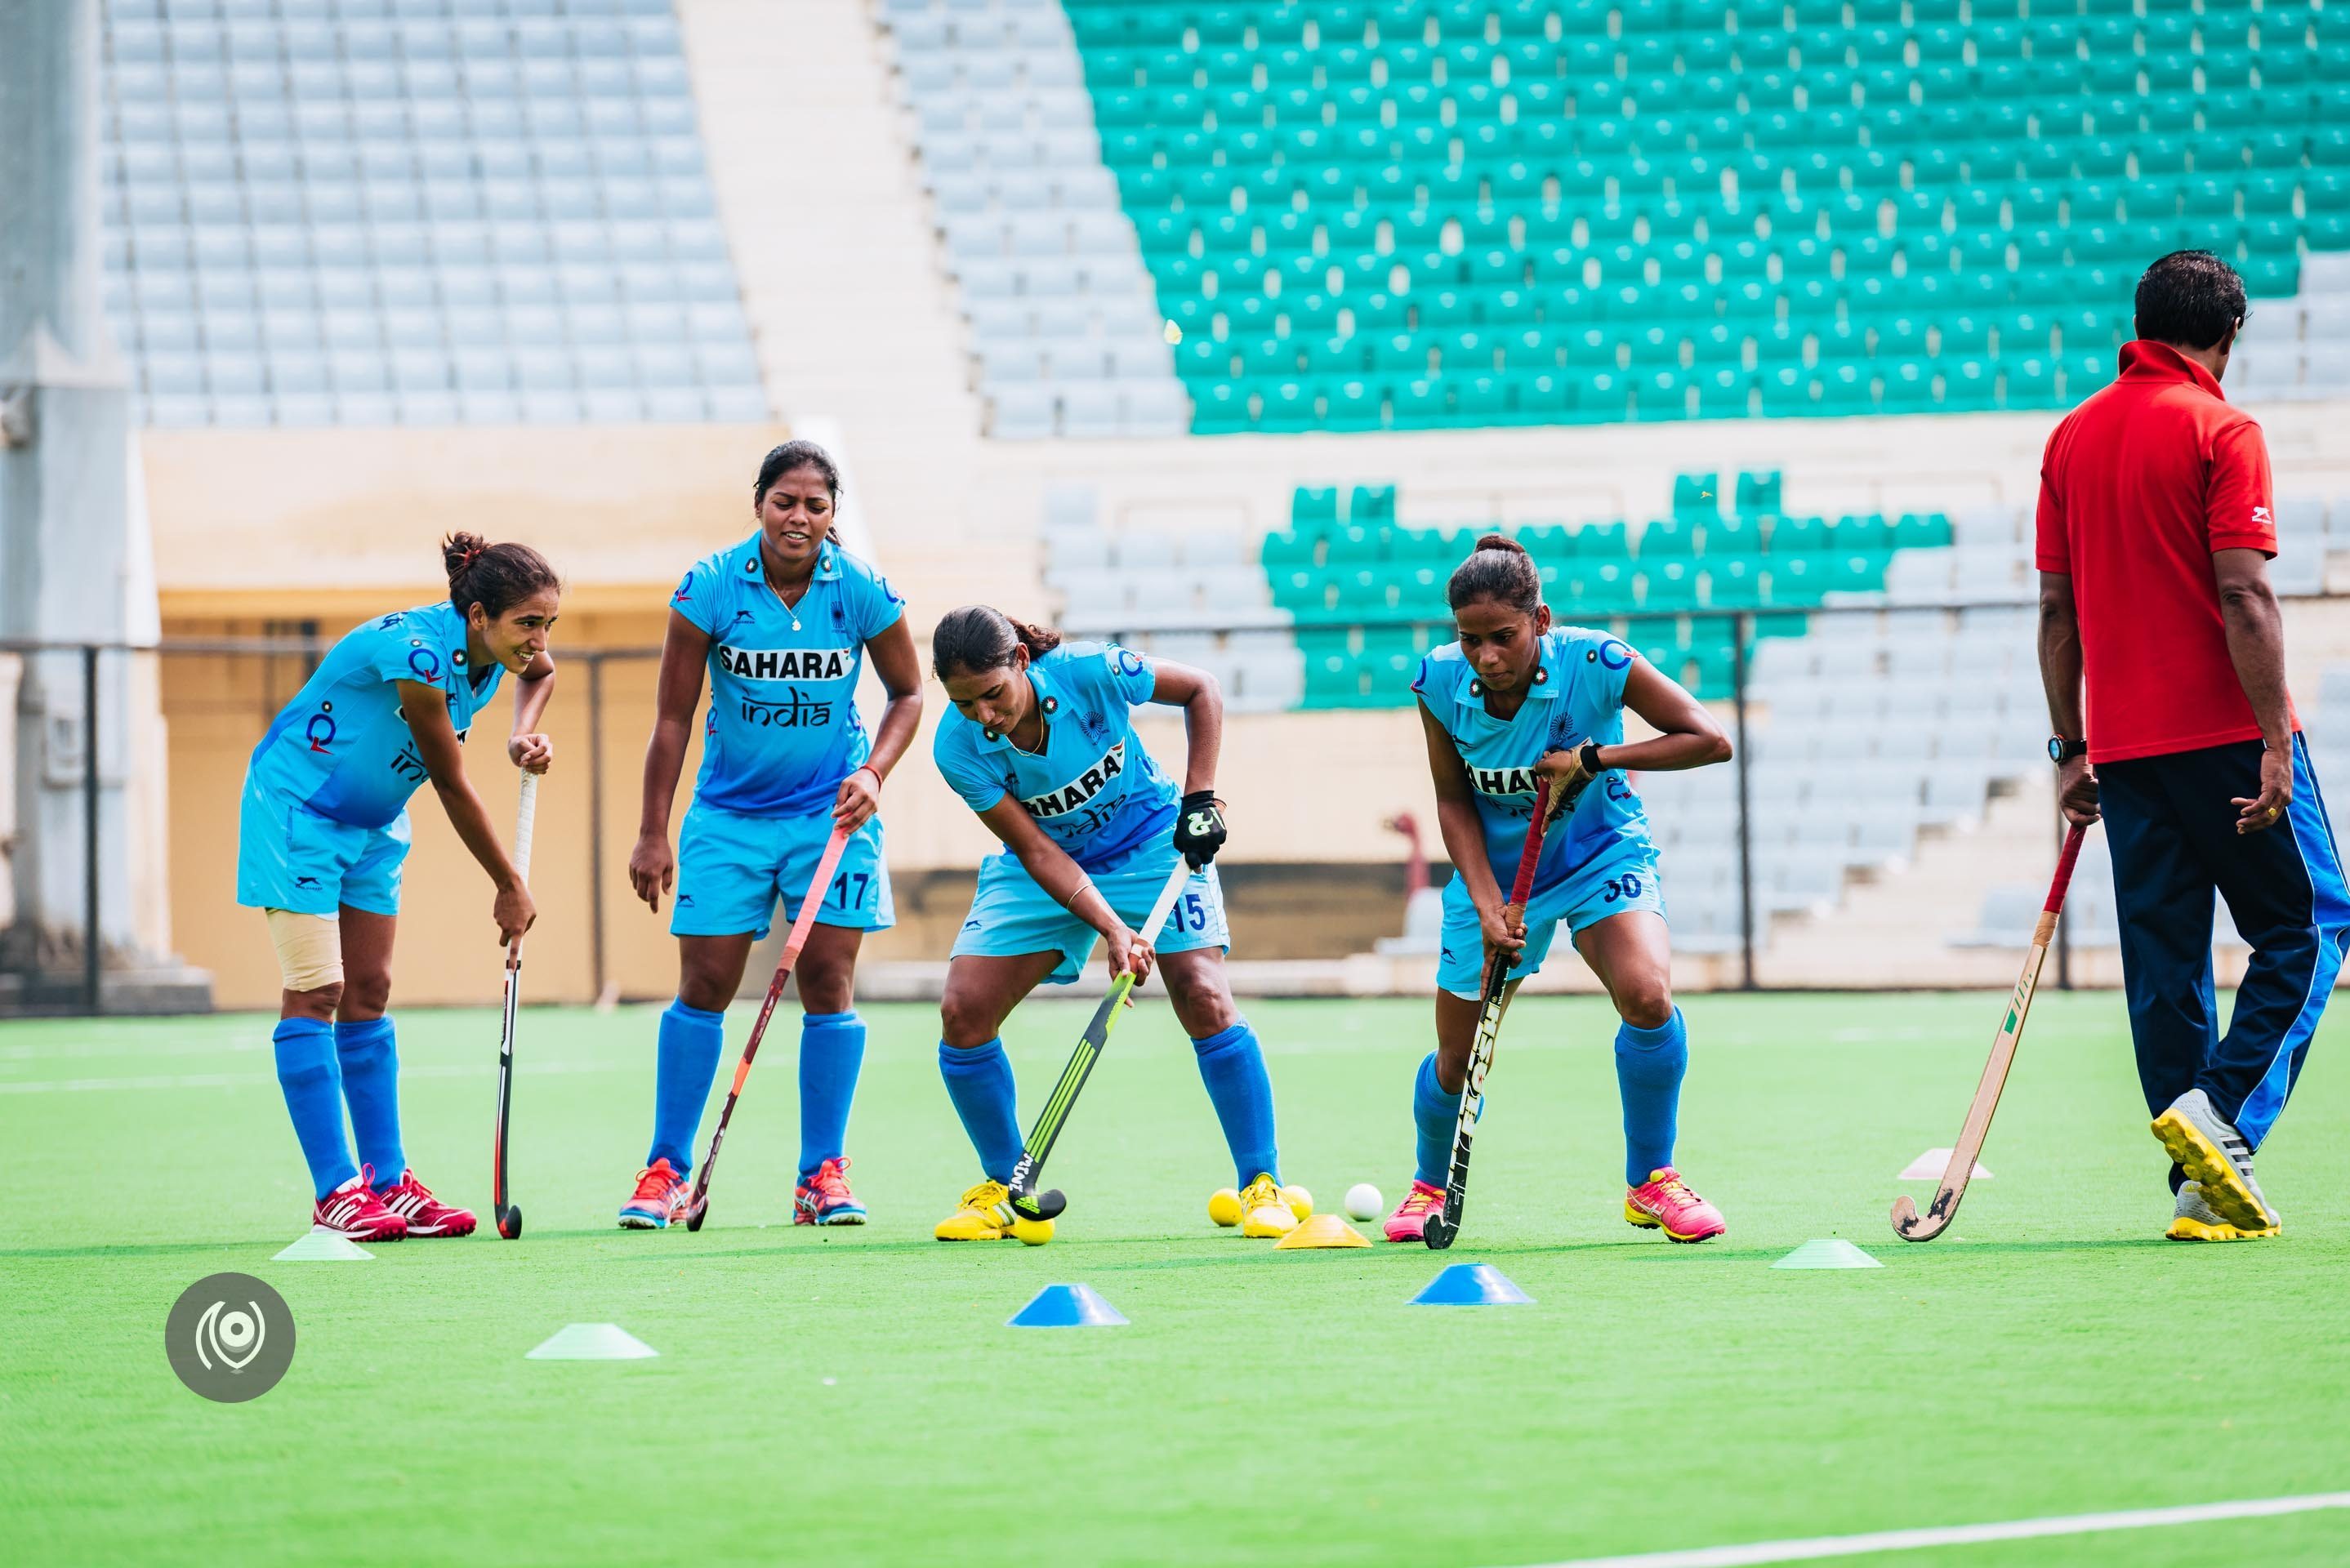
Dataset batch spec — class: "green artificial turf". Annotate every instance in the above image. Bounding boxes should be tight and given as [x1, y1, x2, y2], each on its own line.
[3, 991, 2347, 1567]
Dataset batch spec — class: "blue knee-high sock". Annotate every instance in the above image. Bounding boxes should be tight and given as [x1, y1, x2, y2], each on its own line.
[1193, 1019, 1279, 1187]
[274, 1018, 357, 1200]
[939, 1038, 1021, 1183]
[797, 1010, 866, 1180]
[1412, 1051, 1464, 1188]
[332, 1016, 404, 1185]
[649, 998, 726, 1174]
[1616, 1007, 1689, 1187]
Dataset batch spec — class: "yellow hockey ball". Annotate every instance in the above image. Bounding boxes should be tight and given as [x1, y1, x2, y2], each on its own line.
[1281, 1184, 1313, 1221]
[1207, 1187, 1242, 1227]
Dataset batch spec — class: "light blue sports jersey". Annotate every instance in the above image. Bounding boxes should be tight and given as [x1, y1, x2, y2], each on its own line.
[245, 601, 507, 829]
[1412, 626, 1653, 889]
[932, 640, 1176, 872]
[673, 534, 906, 816]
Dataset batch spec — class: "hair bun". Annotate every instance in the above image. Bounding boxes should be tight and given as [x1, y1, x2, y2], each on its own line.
[443, 531, 489, 583]
[1474, 532, 1529, 556]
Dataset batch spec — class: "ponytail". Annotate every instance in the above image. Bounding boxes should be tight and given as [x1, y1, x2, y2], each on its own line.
[1446, 532, 1542, 617]
[932, 604, 1063, 679]
[443, 532, 560, 621]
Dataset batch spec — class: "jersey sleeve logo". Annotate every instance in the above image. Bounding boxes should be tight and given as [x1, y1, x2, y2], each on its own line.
[2252, 506, 2273, 527]
[305, 710, 337, 753]
[673, 574, 694, 604]
[407, 648, 442, 684]
[1596, 639, 1633, 670]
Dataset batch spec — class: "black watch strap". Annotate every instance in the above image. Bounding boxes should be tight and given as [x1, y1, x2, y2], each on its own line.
[2049, 737, 2088, 764]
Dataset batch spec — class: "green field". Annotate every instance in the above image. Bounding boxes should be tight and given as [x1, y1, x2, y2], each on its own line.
[5, 991, 2348, 1567]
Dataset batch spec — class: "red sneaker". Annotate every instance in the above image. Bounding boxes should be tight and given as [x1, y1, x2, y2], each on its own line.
[372, 1167, 477, 1237]
[1384, 1178, 1445, 1243]
[314, 1169, 407, 1242]
[618, 1158, 689, 1230]
[795, 1156, 867, 1226]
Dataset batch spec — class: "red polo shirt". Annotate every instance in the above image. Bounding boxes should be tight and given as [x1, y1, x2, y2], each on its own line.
[2034, 340, 2290, 764]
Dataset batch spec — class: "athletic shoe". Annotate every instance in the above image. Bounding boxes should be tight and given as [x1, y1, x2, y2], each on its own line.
[618, 1157, 689, 1230]
[1384, 1178, 1445, 1243]
[1237, 1173, 1299, 1238]
[795, 1156, 867, 1227]
[2167, 1179, 2281, 1242]
[2152, 1089, 2274, 1232]
[933, 1180, 1053, 1245]
[314, 1169, 407, 1242]
[1624, 1166, 1727, 1242]
[372, 1167, 476, 1238]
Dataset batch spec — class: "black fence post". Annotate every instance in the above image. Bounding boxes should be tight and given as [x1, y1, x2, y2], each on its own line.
[1732, 612, 1755, 991]
[82, 645, 100, 1016]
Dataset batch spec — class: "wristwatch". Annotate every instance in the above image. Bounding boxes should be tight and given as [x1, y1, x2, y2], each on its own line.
[2048, 737, 2088, 764]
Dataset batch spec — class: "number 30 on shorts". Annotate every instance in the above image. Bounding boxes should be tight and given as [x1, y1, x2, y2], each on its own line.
[1601, 873, 1644, 904]
[829, 871, 873, 910]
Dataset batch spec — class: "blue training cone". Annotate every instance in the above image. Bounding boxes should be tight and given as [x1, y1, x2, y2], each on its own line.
[1411, 1263, 1534, 1306]
[1008, 1283, 1128, 1328]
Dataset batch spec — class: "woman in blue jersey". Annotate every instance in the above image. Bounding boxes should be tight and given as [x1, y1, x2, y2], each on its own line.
[620, 440, 922, 1230]
[926, 605, 1302, 1245]
[1384, 534, 1735, 1245]
[236, 532, 560, 1241]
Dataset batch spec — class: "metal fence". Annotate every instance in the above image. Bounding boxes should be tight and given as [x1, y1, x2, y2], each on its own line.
[8, 591, 2320, 1014]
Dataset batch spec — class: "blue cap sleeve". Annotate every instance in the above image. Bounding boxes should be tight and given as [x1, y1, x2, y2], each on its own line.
[1568, 628, 1636, 713]
[668, 558, 723, 638]
[852, 559, 906, 642]
[1099, 642, 1157, 706]
[367, 612, 452, 692]
[931, 718, 1009, 814]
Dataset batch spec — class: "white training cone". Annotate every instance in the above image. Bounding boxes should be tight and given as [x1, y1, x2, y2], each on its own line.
[1899, 1147, 1992, 1182]
[1772, 1239, 1884, 1271]
[525, 1324, 659, 1361]
[273, 1227, 375, 1261]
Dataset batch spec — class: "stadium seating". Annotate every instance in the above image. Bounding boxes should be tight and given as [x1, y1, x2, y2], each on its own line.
[96, 0, 767, 427]
[1050, 0, 2350, 434]
[877, 0, 1193, 438]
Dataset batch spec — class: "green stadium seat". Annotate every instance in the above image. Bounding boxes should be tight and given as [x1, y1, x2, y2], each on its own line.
[1641, 517, 1701, 557]
[1292, 488, 1340, 529]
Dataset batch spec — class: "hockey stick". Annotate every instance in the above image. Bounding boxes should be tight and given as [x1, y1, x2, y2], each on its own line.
[1006, 858, 1197, 1223]
[493, 771, 539, 1241]
[1422, 780, 1554, 1251]
[681, 825, 853, 1232]
[1892, 821, 2089, 1242]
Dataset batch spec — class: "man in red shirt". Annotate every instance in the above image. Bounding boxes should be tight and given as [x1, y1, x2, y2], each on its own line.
[2037, 251, 2348, 1243]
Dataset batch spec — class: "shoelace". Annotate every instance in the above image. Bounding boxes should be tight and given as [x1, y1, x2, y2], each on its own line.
[959, 1181, 1010, 1214]
[1649, 1174, 1697, 1207]
[631, 1165, 677, 1202]
[807, 1159, 855, 1202]
[1400, 1189, 1441, 1214]
[1238, 1178, 1283, 1213]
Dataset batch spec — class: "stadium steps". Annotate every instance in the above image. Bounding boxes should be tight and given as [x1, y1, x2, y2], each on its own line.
[678, 0, 973, 432]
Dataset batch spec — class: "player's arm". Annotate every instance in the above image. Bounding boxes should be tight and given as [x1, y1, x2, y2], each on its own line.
[834, 618, 923, 832]
[1420, 698, 1523, 962]
[1531, 655, 1728, 814]
[507, 650, 555, 775]
[1150, 657, 1229, 866]
[628, 609, 710, 911]
[398, 679, 533, 944]
[973, 797, 1155, 984]
[2037, 570, 2098, 826]
[2214, 549, 2294, 834]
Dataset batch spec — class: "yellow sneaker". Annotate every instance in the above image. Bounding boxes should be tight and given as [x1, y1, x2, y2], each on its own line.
[2166, 1180, 2281, 1242]
[934, 1180, 1054, 1245]
[1237, 1173, 1300, 1238]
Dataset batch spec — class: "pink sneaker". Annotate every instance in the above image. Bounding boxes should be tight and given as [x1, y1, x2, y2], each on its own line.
[1384, 1179, 1445, 1242]
[1625, 1167, 1726, 1242]
[372, 1167, 476, 1238]
[314, 1168, 407, 1242]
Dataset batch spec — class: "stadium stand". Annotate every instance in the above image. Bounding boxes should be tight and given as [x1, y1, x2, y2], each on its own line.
[96, 0, 768, 427]
[1016, 0, 2350, 434]
[878, 0, 1192, 438]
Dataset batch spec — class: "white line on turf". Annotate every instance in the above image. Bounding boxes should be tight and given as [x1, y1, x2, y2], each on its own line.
[1511, 1493, 2350, 1568]
[0, 1060, 627, 1094]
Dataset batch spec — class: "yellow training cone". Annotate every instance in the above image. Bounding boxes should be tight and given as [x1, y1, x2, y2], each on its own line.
[1274, 1213, 1371, 1250]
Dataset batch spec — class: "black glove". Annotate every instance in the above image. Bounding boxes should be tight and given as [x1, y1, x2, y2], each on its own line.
[1173, 790, 1228, 869]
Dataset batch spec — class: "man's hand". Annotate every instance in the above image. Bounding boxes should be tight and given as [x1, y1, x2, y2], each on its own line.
[2233, 743, 2294, 835]
[2058, 754, 2100, 826]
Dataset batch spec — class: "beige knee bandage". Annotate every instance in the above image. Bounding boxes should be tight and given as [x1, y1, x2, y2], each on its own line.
[265, 909, 345, 992]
